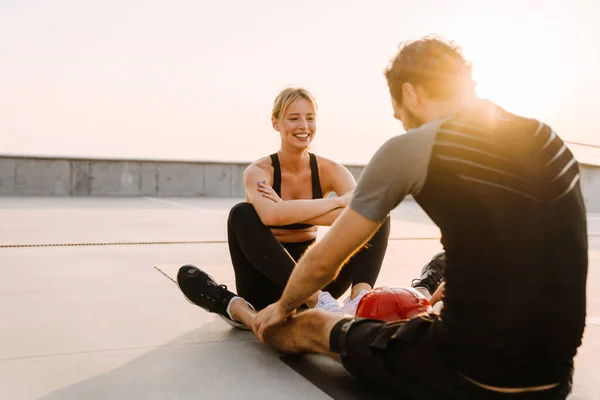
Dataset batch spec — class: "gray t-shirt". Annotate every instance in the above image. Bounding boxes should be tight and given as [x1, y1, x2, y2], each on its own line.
[350, 118, 446, 222]
[349, 103, 587, 387]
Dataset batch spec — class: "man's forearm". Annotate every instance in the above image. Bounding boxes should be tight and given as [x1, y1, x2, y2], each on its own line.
[278, 246, 339, 312]
[277, 208, 384, 313]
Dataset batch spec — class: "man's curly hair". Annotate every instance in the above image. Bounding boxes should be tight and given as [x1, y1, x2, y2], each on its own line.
[384, 36, 476, 104]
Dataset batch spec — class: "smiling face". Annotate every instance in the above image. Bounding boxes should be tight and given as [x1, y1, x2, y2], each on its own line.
[272, 97, 317, 151]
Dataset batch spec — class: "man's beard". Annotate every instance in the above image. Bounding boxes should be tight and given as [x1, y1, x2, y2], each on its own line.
[403, 106, 426, 131]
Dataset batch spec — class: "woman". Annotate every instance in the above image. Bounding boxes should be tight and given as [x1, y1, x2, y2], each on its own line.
[177, 87, 390, 327]
[227, 87, 390, 312]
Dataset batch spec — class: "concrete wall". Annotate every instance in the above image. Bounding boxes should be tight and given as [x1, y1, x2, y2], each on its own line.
[0, 155, 365, 198]
[580, 164, 600, 212]
[2, 155, 600, 212]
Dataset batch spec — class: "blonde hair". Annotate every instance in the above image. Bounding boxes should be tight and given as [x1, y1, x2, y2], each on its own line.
[271, 87, 318, 120]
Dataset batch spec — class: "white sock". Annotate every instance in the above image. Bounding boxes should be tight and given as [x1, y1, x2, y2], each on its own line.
[341, 289, 369, 316]
[315, 291, 343, 313]
[414, 286, 431, 300]
[226, 296, 255, 320]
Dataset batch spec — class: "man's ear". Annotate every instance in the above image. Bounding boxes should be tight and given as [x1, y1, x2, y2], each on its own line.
[401, 82, 419, 108]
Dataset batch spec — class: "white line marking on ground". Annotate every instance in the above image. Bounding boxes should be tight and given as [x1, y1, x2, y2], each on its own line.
[143, 196, 200, 210]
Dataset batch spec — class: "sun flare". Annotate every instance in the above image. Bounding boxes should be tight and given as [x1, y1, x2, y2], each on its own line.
[454, 24, 571, 120]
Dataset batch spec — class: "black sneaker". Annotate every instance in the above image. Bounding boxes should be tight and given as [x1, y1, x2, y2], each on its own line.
[411, 252, 445, 294]
[177, 265, 250, 330]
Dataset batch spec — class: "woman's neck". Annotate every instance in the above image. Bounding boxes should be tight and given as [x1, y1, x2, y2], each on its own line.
[278, 147, 310, 173]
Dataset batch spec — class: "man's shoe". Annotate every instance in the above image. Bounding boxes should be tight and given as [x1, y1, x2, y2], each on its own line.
[177, 265, 249, 330]
[411, 252, 445, 294]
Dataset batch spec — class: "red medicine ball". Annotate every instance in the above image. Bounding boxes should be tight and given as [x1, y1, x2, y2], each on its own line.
[356, 286, 433, 322]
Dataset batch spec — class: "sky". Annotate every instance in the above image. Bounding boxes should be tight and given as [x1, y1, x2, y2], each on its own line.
[1, 0, 598, 164]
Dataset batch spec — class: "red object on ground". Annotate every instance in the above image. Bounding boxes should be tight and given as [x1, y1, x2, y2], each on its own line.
[356, 286, 433, 322]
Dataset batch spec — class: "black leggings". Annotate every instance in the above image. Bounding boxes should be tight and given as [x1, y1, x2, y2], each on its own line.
[227, 202, 391, 310]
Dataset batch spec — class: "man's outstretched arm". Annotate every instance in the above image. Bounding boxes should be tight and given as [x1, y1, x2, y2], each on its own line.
[252, 126, 439, 342]
[282, 207, 383, 312]
[252, 207, 382, 342]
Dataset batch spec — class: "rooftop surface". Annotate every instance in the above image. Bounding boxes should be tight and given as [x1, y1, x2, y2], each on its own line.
[0, 197, 598, 399]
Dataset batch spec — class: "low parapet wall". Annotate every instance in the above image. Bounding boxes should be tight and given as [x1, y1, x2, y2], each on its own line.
[2, 155, 600, 212]
[0, 155, 364, 198]
[580, 165, 600, 212]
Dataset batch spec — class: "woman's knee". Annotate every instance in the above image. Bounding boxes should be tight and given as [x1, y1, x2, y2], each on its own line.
[228, 202, 260, 226]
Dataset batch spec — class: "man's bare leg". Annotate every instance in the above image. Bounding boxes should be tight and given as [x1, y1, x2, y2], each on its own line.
[264, 309, 345, 358]
[229, 299, 345, 358]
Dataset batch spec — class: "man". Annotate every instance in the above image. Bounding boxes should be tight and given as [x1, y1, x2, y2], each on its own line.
[183, 37, 587, 398]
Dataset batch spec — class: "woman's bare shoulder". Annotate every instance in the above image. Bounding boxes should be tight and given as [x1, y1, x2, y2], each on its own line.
[313, 155, 348, 175]
[249, 155, 273, 169]
[313, 154, 356, 194]
[244, 155, 274, 180]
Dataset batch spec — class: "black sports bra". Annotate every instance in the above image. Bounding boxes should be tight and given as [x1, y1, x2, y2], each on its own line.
[268, 152, 323, 230]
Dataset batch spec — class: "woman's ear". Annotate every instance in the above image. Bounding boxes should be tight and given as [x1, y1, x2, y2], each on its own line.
[271, 116, 279, 131]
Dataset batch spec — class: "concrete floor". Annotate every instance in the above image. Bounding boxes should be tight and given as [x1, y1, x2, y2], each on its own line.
[0, 197, 597, 399]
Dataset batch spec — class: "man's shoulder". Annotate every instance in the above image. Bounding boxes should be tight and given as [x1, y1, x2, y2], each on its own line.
[379, 118, 447, 155]
[408, 117, 448, 136]
[350, 119, 446, 222]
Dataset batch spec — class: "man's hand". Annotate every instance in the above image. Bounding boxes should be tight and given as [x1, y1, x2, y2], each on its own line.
[257, 180, 283, 203]
[252, 301, 293, 344]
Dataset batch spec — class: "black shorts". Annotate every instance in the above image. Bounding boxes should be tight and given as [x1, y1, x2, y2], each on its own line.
[329, 315, 573, 400]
